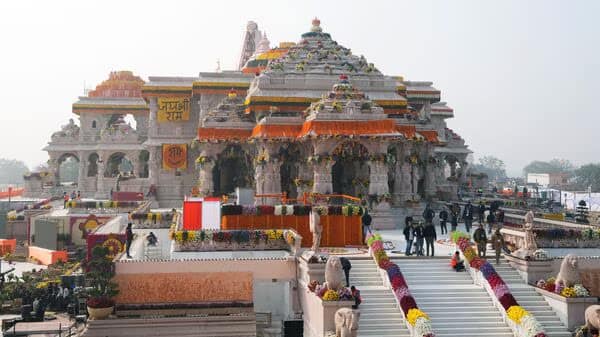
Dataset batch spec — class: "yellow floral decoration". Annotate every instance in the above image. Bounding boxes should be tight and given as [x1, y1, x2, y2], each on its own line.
[561, 287, 576, 298]
[506, 305, 529, 324]
[406, 308, 429, 326]
[322, 290, 340, 301]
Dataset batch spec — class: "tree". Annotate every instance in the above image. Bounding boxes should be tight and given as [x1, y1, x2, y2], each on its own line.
[471, 155, 507, 181]
[573, 163, 600, 192]
[0, 158, 29, 185]
[523, 159, 575, 175]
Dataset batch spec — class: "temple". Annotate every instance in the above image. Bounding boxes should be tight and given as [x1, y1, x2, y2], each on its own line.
[31, 18, 470, 216]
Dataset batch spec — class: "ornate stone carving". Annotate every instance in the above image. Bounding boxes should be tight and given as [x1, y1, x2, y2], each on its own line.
[51, 118, 80, 142]
[198, 161, 215, 196]
[584, 305, 600, 331]
[312, 160, 334, 194]
[335, 308, 360, 337]
[556, 254, 581, 287]
[324, 256, 344, 291]
[309, 210, 322, 253]
[367, 160, 388, 196]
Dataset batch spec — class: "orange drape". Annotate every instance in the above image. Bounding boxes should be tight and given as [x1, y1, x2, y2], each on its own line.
[221, 215, 363, 247]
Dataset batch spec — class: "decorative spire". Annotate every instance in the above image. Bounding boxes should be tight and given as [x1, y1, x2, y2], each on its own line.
[311, 17, 322, 33]
[255, 32, 271, 54]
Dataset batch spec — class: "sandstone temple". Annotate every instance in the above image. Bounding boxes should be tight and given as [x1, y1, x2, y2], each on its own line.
[28, 19, 471, 214]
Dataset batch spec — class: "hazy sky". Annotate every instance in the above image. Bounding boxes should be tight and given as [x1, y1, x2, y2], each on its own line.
[0, 0, 598, 176]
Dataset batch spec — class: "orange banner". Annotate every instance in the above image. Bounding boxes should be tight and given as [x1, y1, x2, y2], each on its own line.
[162, 144, 187, 170]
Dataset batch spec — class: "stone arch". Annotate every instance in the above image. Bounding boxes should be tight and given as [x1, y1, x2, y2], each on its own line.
[87, 153, 99, 177]
[212, 145, 253, 196]
[104, 152, 133, 178]
[331, 141, 370, 198]
[57, 153, 80, 184]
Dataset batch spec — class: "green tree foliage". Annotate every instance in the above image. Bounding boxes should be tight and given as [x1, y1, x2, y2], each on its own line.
[0, 158, 29, 185]
[573, 163, 600, 192]
[471, 155, 507, 181]
[523, 159, 575, 175]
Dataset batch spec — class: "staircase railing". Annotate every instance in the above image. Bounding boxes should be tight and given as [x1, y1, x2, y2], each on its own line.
[366, 233, 435, 337]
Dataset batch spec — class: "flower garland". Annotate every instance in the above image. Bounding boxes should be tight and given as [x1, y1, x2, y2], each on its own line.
[366, 233, 435, 337]
[451, 232, 546, 337]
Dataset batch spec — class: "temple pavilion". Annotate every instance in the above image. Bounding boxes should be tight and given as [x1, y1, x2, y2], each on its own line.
[30, 18, 471, 217]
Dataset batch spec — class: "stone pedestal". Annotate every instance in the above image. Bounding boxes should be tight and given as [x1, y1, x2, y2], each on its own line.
[505, 254, 553, 284]
[302, 294, 353, 337]
[534, 288, 598, 330]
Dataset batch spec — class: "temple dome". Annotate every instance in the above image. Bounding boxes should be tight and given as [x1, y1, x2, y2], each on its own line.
[88, 71, 145, 98]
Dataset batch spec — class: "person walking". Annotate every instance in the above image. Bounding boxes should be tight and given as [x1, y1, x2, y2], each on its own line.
[473, 224, 488, 258]
[491, 227, 505, 265]
[351, 286, 362, 309]
[439, 206, 449, 235]
[423, 221, 437, 257]
[478, 201, 486, 224]
[361, 207, 373, 239]
[486, 210, 496, 234]
[450, 207, 459, 232]
[403, 217, 414, 256]
[125, 222, 134, 258]
[340, 257, 352, 287]
[413, 223, 425, 256]
[463, 201, 474, 232]
[422, 204, 435, 225]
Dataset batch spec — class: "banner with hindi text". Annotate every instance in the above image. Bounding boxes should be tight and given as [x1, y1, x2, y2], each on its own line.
[157, 97, 190, 122]
[162, 144, 187, 170]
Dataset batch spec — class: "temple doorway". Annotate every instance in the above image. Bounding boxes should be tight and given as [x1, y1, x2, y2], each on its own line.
[279, 145, 301, 199]
[212, 145, 253, 196]
[57, 153, 79, 185]
[104, 152, 133, 178]
[331, 142, 370, 198]
[87, 153, 99, 177]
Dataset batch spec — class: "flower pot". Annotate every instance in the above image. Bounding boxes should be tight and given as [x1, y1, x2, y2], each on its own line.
[87, 306, 114, 320]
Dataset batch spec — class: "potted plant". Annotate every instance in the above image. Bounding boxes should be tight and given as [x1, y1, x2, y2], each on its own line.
[85, 246, 119, 319]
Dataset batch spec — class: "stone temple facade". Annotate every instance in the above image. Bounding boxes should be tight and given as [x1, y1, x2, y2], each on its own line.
[29, 19, 471, 212]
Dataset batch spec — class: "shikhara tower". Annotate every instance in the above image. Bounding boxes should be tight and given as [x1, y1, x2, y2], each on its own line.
[32, 18, 470, 224]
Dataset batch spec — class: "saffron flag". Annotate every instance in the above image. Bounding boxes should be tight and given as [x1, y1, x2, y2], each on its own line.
[162, 144, 187, 170]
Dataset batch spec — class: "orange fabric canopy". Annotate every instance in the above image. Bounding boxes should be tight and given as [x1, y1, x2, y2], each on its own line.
[418, 130, 439, 143]
[298, 120, 399, 138]
[197, 127, 252, 141]
[395, 125, 416, 138]
[251, 124, 302, 139]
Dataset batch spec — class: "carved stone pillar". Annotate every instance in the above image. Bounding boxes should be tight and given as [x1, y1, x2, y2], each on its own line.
[411, 164, 420, 200]
[397, 161, 412, 201]
[254, 160, 281, 205]
[368, 160, 389, 196]
[459, 161, 469, 185]
[312, 160, 334, 194]
[95, 158, 106, 198]
[148, 98, 158, 138]
[425, 160, 437, 198]
[198, 162, 215, 197]
[77, 152, 86, 189]
[148, 146, 160, 185]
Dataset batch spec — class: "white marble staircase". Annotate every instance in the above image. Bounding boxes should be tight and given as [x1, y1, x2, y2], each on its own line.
[394, 258, 514, 337]
[493, 260, 572, 337]
[347, 258, 410, 337]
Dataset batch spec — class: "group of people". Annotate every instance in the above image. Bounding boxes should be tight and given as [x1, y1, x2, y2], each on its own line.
[62, 190, 81, 207]
[402, 216, 437, 257]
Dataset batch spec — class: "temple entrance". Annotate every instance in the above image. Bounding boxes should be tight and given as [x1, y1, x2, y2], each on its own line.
[331, 142, 370, 198]
[57, 153, 79, 185]
[87, 153, 99, 177]
[104, 152, 133, 178]
[279, 145, 301, 199]
[212, 145, 253, 196]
